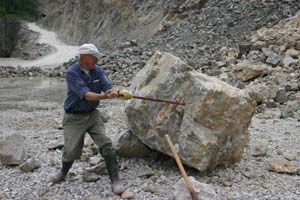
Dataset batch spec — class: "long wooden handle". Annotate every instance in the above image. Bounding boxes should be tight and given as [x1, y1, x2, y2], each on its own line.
[133, 95, 185, 106]
[165, 134, 198, 200]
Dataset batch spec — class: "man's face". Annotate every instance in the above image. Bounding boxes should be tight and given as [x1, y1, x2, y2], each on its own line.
[80, 54, 98, 70]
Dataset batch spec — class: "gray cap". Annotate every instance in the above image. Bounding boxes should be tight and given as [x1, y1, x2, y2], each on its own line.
[78, 43, 100, 59]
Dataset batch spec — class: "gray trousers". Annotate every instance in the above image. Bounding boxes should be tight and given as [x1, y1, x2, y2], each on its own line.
[62, 109, 111, 162]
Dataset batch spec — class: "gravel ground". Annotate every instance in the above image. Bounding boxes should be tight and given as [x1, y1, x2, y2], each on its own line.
[1, 1, 300, 199]
[0, 77, 299, 200]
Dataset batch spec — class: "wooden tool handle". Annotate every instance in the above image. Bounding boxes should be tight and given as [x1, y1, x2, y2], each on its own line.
[165, 134, 198, 200]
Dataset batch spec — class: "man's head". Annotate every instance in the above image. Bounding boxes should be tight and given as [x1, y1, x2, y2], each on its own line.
[78, 44, 100, 70]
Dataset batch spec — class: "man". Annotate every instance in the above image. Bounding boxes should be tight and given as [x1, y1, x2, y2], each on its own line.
[50, 44, 132, 194]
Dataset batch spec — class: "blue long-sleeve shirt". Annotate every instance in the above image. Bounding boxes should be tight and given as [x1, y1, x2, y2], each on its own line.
[64, 63, 112, 113]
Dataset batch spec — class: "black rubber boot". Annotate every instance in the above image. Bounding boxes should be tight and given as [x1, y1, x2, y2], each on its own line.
[100, 144, 126, 194]
[50, 160, 74, 184]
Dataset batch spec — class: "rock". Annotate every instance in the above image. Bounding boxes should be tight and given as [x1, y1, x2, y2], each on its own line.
[283, 56, 298, 68]
[284, 154, 297, 161]
[265, 99, 278, 108]
[239, 44, 252, 55]
[220, 47, 239, 65]
[89, 145, 99, 155]
[242, 168, 256, 179]
[88, 156, 102, 166]
[0, 192, 8, 200]
[276, 149, 284, 155]
[245, 83, 277, 104]
[218, 72, 230, 83]
[274, 88, 288, 103]
[285, 81, 299, 91]
[47, 139, 64, 150]
[126, 51, 256, 171]
[121, 190, 135, 199]
[54, 118, 63, 130]
[221, 176, 233, 187]
[0, 134, 26, 165]
[137, 166, 155, 178]
[84, 196, 102, 200]
[86, 163, 107, 175]
[256, 104, 266, 113]
[251, 144, 268, 157]
[246, 50, 266, 62]
[234, 60, 271, 82]
[142, 185, 161, 194]
[84, 134, 94, 147]
[82, 172, 100, 182]
[266, 52, 281, 66]
[99, 109, 110, 123]
[267, 158, 297, 174]
[286, 101, 300, 112]
[173, 176, 221, 200]
[116, 130, 151, 158]
[19, 157, 41, 172]
[81, 152, 90, 161]
[280, 109, 294, 119]
[119, 41, 138, 49]
[285, 49, 300, 57]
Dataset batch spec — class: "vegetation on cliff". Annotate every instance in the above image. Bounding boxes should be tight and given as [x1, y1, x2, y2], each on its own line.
[0, 0, 40, 20]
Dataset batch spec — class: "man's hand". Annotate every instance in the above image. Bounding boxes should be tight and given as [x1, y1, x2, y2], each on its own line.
[118, 89, 133, 100]
[84, 87, 119, 101]
[105, 87, 119, 99]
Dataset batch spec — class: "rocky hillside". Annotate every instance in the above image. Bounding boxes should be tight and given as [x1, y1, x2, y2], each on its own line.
[0, 0, 40, 57]
[38, 0, 300, 85]
[40, 0, 167, 49]
[41, 0, 300, 52]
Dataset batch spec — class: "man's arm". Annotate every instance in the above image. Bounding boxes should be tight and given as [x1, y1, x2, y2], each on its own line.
[66, 70, 118, 101]
[84, 87, 119, 101]
[84, 91, 110, 101]
[84, 66, 119, 101]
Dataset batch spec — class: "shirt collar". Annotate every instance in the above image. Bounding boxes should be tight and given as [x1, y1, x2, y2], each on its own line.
[79, 64, 95, 75]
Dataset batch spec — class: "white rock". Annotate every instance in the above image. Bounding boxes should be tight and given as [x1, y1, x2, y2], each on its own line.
[173, 176, 221, 200]
[234, 60, 271, 82]
[0, 134, 26, 165]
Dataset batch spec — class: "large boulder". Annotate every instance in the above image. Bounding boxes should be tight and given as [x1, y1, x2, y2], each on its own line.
[125, 51, 256, 171]
[0, 134, 26, 165]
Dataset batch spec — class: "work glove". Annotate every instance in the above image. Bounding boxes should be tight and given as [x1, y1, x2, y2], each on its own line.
[118, 89, 133, 100]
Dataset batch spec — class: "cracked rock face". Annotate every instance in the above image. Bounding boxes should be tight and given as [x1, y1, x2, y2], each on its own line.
[125, 51, 256, 171]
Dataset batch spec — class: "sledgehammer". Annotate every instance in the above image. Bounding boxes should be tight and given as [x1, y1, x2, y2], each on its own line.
[118, 89, 185, 106]
[131, 95, 185, 106]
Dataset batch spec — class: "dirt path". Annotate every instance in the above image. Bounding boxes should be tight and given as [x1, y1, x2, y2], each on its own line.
[0, 23, 79, 68]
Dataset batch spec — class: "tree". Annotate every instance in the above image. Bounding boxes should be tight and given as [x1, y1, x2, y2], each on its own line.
[0, 0, 40, 20]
